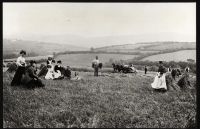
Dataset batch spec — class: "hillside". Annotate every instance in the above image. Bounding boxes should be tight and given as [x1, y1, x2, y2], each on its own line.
[141, 50, 196, 62]
[3, 39, 88, 57]
[94, 42, 196, 53]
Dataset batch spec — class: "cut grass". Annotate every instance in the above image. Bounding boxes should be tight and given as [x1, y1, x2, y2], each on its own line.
[3, 71, 196, 128]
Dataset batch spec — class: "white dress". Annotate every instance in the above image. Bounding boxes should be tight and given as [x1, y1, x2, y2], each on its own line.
[45, 65, 55, 80]
[151, 72, 167, 90]
[54, 70, 62, 79]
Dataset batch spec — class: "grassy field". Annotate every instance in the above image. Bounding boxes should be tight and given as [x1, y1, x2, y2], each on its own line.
[141, 50, 196, 62]
[55, 53, 138, 67]
[3, 70, 196, 128]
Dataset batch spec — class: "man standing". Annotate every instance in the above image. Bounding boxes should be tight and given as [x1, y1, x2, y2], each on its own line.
[92, 56, 100, 76]
[144, 66, 147, 74]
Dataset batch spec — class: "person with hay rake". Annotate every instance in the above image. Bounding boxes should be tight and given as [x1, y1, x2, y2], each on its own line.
[92, 56, 102, 76]
[11, 50, 27, 86]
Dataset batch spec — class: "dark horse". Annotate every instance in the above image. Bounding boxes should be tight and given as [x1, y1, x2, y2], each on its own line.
[112, 63, 136, 74]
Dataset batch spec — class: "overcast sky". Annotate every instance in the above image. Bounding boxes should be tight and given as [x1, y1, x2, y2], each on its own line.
[3, 3, 196, 45]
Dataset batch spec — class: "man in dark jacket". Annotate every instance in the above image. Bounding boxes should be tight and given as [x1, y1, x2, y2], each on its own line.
[144, 66, 147, 74]
[21, 60, 45, 89]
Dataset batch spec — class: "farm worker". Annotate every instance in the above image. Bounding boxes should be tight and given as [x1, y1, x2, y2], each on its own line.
[92, 56, 100, 76]
[21, 60, 45, 88]
[168, 66, 172, 72]
[45, 60, 56, 80]
[185, 66, 190, 73]
[54, 60, 64, 80]
[151, 61, 167, 92]
[144, 66, 147, 74]
[11, 50, 27, 86]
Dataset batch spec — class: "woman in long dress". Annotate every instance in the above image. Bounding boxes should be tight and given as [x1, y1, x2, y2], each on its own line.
[151, 61, 167, 91]
[45, 60, 56, 80]
[54, 60, 64, 79]
[11, 50, 27, 86]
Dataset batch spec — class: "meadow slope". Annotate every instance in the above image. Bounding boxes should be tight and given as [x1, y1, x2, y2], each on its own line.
[3, 70, 196, 128]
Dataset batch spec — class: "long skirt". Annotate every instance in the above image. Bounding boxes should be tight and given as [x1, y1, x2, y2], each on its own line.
[11, 66, 25, 86]
[151, 73, 167, 90]
[26, 79, 45, 89]
[94, 67, 98, 76]
[45, 70, 54, 80]
[54, 70, 62, 79]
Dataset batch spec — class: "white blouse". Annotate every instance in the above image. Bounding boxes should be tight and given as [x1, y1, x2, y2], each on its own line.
[16, 56, 26, 67]
[92, 59, 99, 65]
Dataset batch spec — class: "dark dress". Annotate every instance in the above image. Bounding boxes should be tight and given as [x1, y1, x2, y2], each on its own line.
[54, 65, 62, 73]
[158, 65, 166, 75]
[21, 66, 45, 88]
[11, 65, 26, 86]
[145, 67, 147, 74]
[47, 60, 51, 65]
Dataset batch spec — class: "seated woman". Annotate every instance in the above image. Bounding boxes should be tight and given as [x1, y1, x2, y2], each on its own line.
[21, 60, 45, 89]
[54, 60, 64, 80]
[45, 60, 56, 80]
[151, 61, 167, 92]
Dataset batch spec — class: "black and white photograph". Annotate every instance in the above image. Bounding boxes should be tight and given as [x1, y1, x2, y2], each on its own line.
[3, 2, 196, 128]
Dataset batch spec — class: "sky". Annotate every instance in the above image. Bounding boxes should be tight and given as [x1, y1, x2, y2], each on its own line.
[3, 3, 196, 47]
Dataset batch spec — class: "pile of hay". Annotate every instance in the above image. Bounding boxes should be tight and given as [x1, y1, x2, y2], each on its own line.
[165, 73, 180, 91]
[177, 73, 191, 90]
[38, 64, 48, 77]
[7, 63, 18, 73]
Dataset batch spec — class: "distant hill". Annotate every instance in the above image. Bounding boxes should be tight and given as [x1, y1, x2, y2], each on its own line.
[3, 38, 88, 57]
[93, 41, 196, 62]
[94, 41, 196, 54]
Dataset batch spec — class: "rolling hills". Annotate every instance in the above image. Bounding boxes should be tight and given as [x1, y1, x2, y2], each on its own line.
[3, 38, 88, 56]
[94, 41, 195, 53]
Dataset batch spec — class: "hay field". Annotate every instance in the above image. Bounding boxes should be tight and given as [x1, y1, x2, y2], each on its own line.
[141, 50, 196, 62]
[55, 53, 138, 67]
[3, 70, 196, 128]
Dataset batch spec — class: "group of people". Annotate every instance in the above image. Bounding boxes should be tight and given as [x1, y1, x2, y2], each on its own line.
[151, 61, 191, 92]
[9, 50, 191, 91]
[11, 50, 44, 88]
[45, 57, 65, 80]
[10, 50, 101, 88]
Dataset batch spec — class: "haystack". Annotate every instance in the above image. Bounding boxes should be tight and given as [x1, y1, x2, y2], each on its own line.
[165, 73, 180, 91]
[7, 63, 18, 73]
[38, 65, 48, 77]
[177, 72, 190, 90]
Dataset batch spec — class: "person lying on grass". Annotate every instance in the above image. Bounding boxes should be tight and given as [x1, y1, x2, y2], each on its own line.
[21, 60, 45, 89]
